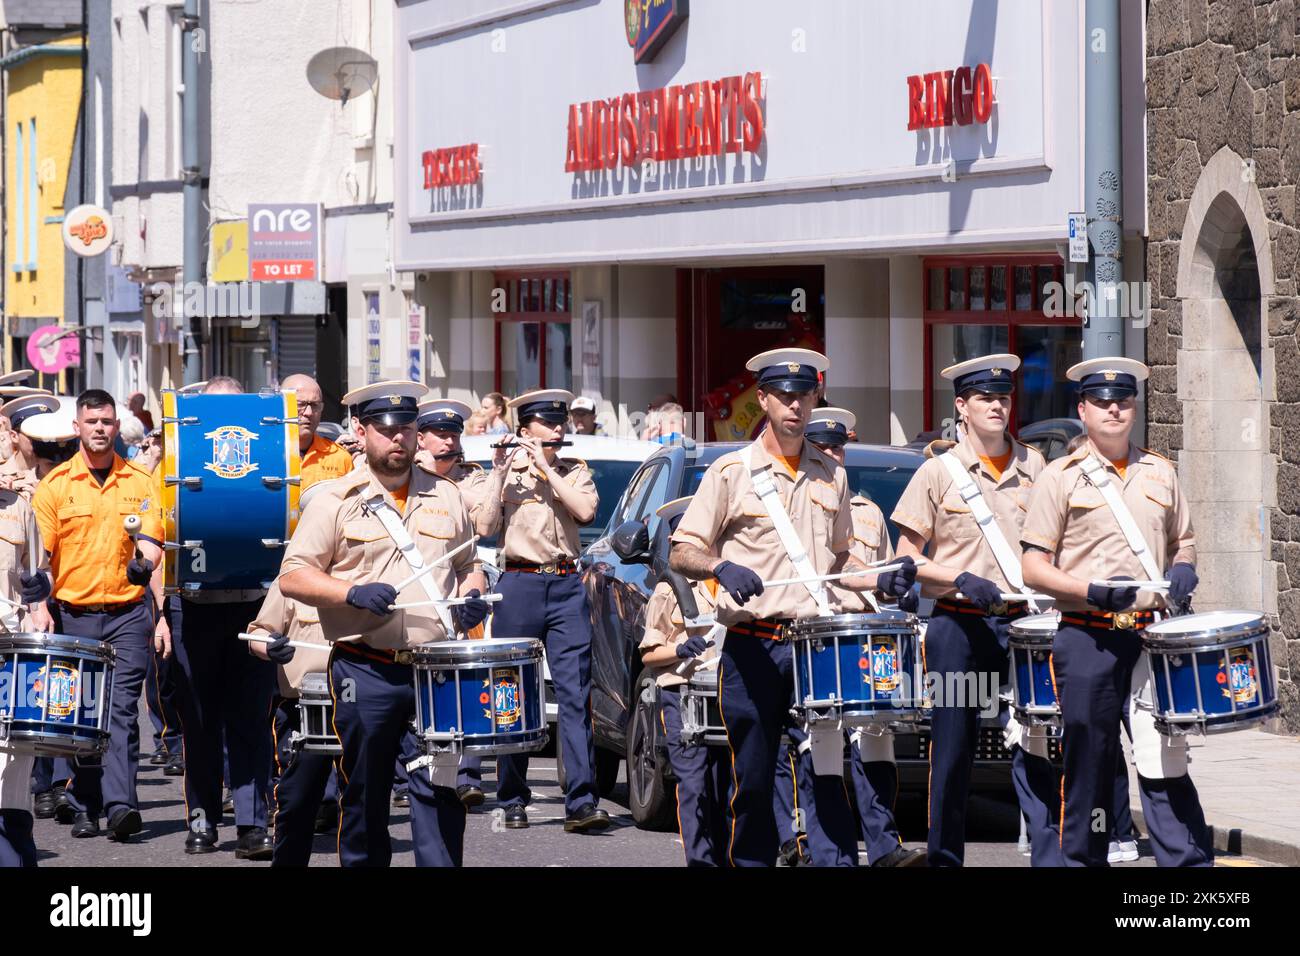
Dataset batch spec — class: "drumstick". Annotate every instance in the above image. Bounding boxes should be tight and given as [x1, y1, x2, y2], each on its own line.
[237, 632, 331, 652]
[124, 514, 143, 560]
[388, 594, 503, 611]
[955, 591, 1054, 603]
[761, 559, 929, 590]
[1091, 579, 1170, 591]
[392, 536, 478, 591]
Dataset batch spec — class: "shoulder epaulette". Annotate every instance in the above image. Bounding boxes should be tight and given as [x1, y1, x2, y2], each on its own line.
[924, 439, 957, 460]
[1139, 446, 1173, 465]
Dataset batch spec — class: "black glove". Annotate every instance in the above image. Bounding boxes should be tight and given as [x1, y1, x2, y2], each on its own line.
[1087, 576, 1138, 613]
[19, 570, 50, 604]
[264, 632, 295, 665]
[876, 556, 916, 599]
[453, 589, 490, 632]
[1167, 563, 1198, 606]
[126, 557, 155, 587]
[954, 571, 1002, 612]
[347, 582, 398, 617]
[713, 560, 764, 605]
[675, 634, 712, 660]
[897, 588, 920, 614]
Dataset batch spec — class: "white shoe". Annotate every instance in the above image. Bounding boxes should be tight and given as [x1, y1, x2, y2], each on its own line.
[1108, 839, 1139, 863]
[1017, 837, 1032, 857]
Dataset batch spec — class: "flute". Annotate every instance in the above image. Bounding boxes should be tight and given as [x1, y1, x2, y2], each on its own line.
[490, 439, 573, 449]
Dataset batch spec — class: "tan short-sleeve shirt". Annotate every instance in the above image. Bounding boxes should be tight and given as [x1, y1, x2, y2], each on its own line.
[638, 579, 721, 688]
[1019, 442, 1195, 612]
[279, 466, 480, 650]
[486, 456, 597, 563]
[0, 489, 46, 618]
[247, 580, 327, 697]
[832, 495, 894, 613]
[890, 439, 1044, 599]
[670, 438, 854, 625]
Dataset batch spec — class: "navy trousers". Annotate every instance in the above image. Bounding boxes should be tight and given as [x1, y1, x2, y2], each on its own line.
[29, 757, 72, 795]
[1053, 623, 1212, 867]
[271, 695, 337, 866]
[924, 610, 1059, 866]
[329, 649, 465, 867]
[492, 571, 598, 815]
[850, 739, 905, 864]
[170, 598, 277, 831]
[660, 687, 729, 866]
[144, 643, 182, 756]
[55, 602, 151, 820]
[0, 809, 36, 867]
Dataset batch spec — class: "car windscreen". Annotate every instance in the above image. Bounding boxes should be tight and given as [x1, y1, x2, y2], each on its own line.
[471, 459, 644, 548]
[682, 461, 918, 547]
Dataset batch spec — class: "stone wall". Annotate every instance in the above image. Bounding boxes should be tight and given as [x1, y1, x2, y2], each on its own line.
[1147, 0, 1299, 732]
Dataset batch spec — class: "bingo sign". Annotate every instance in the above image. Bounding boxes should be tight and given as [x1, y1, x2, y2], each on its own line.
[248, 203, 321, 281]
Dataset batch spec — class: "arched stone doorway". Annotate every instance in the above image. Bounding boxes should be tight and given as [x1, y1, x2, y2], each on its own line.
[1174, 147, 1276, 615]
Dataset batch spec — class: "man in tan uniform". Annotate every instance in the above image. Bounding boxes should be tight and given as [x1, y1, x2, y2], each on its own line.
[1021, 357, 1211, 867]
[891, 354, 1060, 867]
[670, 349, 877, 867]
[475, 388, 608, 832]
[0, 393, 54, 498]
[279, 381, 490, 867]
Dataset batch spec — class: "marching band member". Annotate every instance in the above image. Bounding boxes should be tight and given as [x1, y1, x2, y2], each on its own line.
[1021, 358, 1212, 867]
[890, 355, 1061, 867]
[668, 349, 877, 867]
[0, 392, 55, 498]
[279, 381, 491, 867]
[32, 390, 164, 843]
[476, 389, 608, 833]
[415, 397, 492, 807]
[284, 374, 355, 491]
[636, 497, 729, 867]
[166, 378, 277, 859]
[807, 408, 926, 867]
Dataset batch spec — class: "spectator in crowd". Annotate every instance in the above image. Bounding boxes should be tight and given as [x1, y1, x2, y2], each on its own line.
[119, 414, 147, 460]
[480, 392, 511, 435]
[569, 397, 602, 435]
[639, 392, 678, 441]
[128, 393, 155, 431]
[137, 429, 163, 474]
[653, 403, 685, 445]
[465, 411, 489, 436]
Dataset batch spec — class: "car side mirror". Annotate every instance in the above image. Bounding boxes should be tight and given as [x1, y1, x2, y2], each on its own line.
[611, 519, 652, 563]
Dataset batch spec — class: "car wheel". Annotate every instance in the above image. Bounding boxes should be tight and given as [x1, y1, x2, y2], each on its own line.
[626, 676, 676, 831]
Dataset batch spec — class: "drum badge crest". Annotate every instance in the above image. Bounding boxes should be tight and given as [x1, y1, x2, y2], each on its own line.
[35, 660, 79, 719]
[1221, 646, 1258, 704]
[866, 637, 900, 692]
[490, 668, 523, 727]
[204, 425, 259, 479]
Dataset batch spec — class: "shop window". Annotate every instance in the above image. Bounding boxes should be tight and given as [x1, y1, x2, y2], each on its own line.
[923, 255, 1079, 435]
[494, 271, 572, 395]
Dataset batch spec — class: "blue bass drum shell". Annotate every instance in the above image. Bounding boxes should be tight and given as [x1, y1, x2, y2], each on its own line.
[411, 638, 548, 756]
[0, 632, 115, 757]
[162, 390, 300, 591]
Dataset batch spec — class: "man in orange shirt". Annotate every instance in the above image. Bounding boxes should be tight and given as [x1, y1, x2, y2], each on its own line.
[283, 374, 353, 492]
[32, 390, 166, 843]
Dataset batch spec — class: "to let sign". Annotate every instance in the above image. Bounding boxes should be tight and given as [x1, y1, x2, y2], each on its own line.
[248, 203, 322, 281]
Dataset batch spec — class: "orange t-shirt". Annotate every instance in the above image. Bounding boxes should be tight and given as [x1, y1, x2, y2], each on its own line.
[390, 482, 410, 511]
[979, 450, 1014, 481]
[778, 454, 801, 479]
[1110, 458, 1128, 481]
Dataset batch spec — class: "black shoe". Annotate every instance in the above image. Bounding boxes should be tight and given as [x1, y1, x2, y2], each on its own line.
[392, 788, 409, 809]
[457, 784, 485, 809]
[313, 802, 339, 834]
[222, 790, 234, 814]
[503, 805, 529, 829]
[563, 804, 611, 833]
[872, 845, 928, 868]
[185, 824, 218, 855]
[33, 790, 57, 819]
[149, 748, 169, 766]
[107, 807, 143, 842]
[163, 754, 184, 777]
[71, 813, 101, 838]
[54, 791, 76, 825]
[235, 827, 274, 861]
[777, 838, 807, 867]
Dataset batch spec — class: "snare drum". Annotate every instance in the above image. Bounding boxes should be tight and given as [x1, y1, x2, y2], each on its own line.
[411, 638, 547, 757]
[787, 611, 924, 727]
[0, 632, 115, 757]
[162, 390, 300, 592]
[294, 672, 340, 755]
[1008, 613, 1061, 728]
[1142, 610, 1278, 735]
[678, 670, 727, 747]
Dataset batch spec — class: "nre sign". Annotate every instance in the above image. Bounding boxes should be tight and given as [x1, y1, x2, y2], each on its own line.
[422, 144, 481, 188]
[907, 63, 995, 130]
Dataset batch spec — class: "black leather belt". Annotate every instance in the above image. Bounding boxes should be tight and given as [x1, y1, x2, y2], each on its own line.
[935, 598, 1029, 619]
[333, 641, 415, 666]
[57, 599, 144, 616]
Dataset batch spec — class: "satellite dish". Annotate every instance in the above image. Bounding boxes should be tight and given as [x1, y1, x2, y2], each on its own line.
[307, 46, 378, 106]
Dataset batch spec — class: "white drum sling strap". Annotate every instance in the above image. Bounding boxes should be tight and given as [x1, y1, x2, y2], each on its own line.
[1077, 455, 1163, 582]
[740, 444, 831, 618]
[365, 495, 454, 633]
[936, 449, 1040, 613]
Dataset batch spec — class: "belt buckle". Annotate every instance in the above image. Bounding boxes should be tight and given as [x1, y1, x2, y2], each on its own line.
[540, 563, 556, 575]
[1112, 612, 1135, 631]
[989, 601, 1009, 617]
[394, 650, 414, 665]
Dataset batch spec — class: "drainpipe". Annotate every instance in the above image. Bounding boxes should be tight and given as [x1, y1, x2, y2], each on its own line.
[180, 0, 203, 384]
[1082, 0, 1124, 359]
